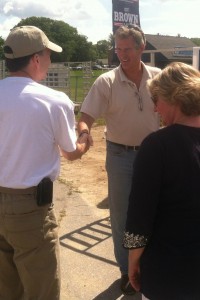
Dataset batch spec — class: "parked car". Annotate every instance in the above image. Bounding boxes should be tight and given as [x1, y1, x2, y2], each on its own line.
[102, 64, 109, 69]
[75, 65, 83, 70]
[92, 65, 102, 70]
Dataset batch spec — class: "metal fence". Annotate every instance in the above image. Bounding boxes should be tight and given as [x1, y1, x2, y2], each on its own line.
[0, 61, 94, 108]
[1, 47, 199, 106]
[0, 60, 6, 79]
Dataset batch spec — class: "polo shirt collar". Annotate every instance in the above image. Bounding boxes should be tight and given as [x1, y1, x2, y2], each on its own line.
[118, 62, 151, 86]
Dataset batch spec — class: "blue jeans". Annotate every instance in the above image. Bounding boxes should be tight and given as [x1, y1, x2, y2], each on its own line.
[106, 141, 138, 274]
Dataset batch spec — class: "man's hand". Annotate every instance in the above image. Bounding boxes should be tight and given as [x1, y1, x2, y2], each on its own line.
[76, 133, 91, 157]
[77, 112, 94, 147]
[77, 132, 93, 147]
[60, 133, 91, 161]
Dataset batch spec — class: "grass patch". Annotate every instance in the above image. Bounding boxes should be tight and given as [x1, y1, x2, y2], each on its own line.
[57, 209, 66, 226]
[69, 69, 108, 103]
[54, 68, 109, 122]
[58, 177, 81, 195]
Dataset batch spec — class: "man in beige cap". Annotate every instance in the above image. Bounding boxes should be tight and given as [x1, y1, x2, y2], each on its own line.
[0, 26, 89, 300]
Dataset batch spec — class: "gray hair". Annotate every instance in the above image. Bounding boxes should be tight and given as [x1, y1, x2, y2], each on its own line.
[115, 25, 146, 49]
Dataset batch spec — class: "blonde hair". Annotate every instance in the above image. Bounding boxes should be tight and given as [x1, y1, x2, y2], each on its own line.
[148, 62, 200, 116]
[115, 25, 146, 49]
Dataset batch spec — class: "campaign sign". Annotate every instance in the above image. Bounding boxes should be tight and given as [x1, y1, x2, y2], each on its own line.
[112, 0, 140, 33]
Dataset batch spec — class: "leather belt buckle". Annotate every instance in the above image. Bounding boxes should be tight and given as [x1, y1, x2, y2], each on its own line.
[124, 145, 139, 151]
[107, 140, 139, 151]
[132, 145, 140, 151]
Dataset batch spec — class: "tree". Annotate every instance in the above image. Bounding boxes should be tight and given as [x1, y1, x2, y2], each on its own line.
[95, 39, 110, 59]
[15, 17, 96, 62]
[0, 37, 4, 60]
[108, 33, 115, 48]
[71, 34, 97, 62]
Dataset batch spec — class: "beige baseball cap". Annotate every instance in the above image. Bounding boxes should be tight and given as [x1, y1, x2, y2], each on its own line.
[4, 25, 62, 59]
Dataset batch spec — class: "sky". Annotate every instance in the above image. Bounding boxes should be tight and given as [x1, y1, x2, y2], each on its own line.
[0, 0, 200, 44]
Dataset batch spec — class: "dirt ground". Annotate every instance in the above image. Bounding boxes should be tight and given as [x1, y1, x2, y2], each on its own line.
[59, 125, 108, 209]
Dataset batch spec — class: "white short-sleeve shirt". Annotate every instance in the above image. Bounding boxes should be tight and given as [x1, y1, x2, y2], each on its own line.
[0, 77, 76, 188]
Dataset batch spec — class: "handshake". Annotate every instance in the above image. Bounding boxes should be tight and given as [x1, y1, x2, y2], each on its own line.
[76, 129, 93, 158]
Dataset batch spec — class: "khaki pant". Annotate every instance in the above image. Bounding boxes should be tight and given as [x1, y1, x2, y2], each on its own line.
[0, 190, 60, 300]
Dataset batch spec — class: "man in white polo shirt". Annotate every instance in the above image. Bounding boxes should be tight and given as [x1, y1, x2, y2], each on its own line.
[78, 25, 160, 295]
[0, 25, 89, 300]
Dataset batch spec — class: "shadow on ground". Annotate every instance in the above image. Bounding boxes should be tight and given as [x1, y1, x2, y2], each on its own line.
[97, 197, 109, 209]
[60, 216, 117, 267]
[92, 279, 142, 300]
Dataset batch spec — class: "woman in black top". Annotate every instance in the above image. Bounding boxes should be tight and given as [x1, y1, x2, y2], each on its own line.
[123, 62, 200, 300]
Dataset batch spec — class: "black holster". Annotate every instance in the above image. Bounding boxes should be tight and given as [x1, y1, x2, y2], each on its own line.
[36, 178, 53, 206]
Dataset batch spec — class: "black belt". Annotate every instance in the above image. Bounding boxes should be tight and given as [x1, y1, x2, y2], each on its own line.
[107, 140, 140, 151]
[0, 186, 36, 194]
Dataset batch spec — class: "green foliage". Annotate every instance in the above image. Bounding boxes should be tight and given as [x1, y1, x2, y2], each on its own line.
[108, 33, 114, 47]
[0, 36, 4, 60]
[1, 16, 113, 63]
[72, 35, 97, 61]
[95, 39, 110, 59]
[15, 17, 97, 62]
[69, 69, 103, 102]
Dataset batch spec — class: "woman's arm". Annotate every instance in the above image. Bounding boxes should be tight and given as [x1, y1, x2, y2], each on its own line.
[128, 247, 145, 291]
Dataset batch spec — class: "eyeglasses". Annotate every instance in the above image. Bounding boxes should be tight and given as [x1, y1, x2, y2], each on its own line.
[135, 92, 143, 111]
[127, 24, 141, 31]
